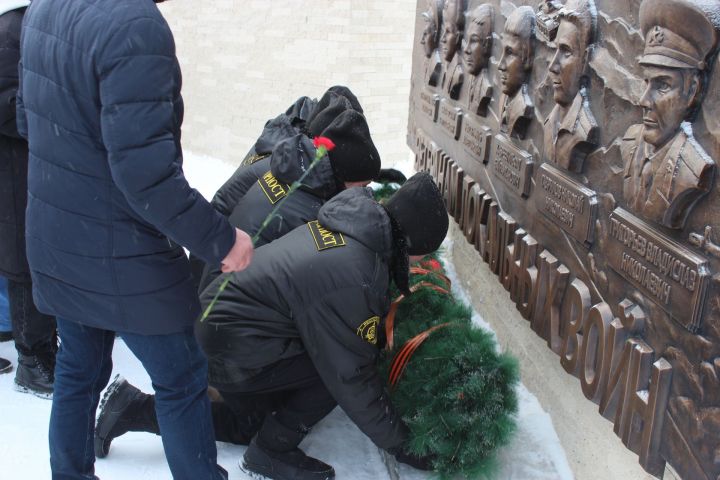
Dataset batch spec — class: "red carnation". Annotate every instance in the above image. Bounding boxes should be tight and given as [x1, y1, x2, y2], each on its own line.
[313, 136, 336, 151]
[426, 259, 442, 271]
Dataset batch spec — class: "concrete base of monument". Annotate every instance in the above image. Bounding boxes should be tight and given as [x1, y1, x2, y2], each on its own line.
[446, 221, 675, 480]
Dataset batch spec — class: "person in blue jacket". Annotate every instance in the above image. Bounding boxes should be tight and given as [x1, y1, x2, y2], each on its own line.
[17, 0, 253, 478]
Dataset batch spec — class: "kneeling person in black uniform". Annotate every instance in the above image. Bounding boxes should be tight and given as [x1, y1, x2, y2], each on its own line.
[196, 104, 382, 292]
[202, 173, 447, 479]
[98, 173, 448, 480]
[190, 93, 376, 291]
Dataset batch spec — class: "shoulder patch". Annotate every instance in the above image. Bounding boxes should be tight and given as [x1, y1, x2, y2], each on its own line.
[307, 220, 346, 251]
[258, 170, 289, 204]
[357, 316, 380, 345]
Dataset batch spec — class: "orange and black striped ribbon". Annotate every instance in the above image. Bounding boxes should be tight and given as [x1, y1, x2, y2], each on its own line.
[388, 322, 453, 387]
[384, 281, 450, 351]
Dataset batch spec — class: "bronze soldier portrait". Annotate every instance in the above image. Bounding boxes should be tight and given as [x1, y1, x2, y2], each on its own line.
[439, 0, 466, 100]
[463, 4, 494, 116]
[497, 6, 535, 139]
[542, 0, 599, 173]
[621, 0, 718, 229]
[420, 0, 443, 87]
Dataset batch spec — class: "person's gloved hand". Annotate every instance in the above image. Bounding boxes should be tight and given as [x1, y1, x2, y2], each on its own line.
[375, 168, 407, 184]
[392, 448, 435, 471]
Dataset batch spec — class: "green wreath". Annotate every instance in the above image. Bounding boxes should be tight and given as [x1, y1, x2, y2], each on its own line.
[375, 185, 520, 479]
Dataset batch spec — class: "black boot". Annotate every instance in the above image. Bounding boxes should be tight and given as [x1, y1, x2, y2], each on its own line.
[0, 357, 11, 374]
[241, 413, 335, 480]
[15, 353, 53, 399]
[94, 375, 159, 458]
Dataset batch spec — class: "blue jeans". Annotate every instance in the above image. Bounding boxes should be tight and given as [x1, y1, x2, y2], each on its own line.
[49, 318, 224, 480]
[0, 276, 10, 332]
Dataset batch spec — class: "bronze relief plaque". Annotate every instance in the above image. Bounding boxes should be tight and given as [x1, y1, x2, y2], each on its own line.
[536, 163, 598, 245]
[409, 0, 720, 476]
[606, 208, 710, 333]
[491, 134, 533, 198]
[461, 116, 492, 164]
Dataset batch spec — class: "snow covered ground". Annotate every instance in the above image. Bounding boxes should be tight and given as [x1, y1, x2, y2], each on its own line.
[0, 152, 573, 479]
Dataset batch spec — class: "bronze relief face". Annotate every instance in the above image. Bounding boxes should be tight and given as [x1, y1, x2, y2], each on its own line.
[498, 7, 534, 97]
[421, 19, 437, 57]
[639, 66, 698, 148]
[420, 0, 442, 58]
[439, 0, 463, 62]
[440, 22, 460, 61]
[462, 5, 493, 76]
[548, 21, 586, 107]
[498, 34, 526, 96]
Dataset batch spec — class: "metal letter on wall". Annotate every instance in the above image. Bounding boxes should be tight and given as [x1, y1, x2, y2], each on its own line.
[408, 0, 720, 477]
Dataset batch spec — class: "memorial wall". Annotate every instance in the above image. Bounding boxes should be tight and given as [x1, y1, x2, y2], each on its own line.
[407, 0, 720, 478]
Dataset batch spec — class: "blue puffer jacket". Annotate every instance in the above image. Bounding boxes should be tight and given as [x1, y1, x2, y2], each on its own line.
[17, 0, 235, 334]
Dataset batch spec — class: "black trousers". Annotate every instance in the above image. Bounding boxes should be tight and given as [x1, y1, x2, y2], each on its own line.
[214, 353, 337, 444]
[131, 353, 337, 446]
[8, 279, 56, 356]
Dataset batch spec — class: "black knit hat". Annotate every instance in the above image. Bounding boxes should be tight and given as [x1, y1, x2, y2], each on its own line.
[305, 92, 352, 138]
[327, 85, 364, 113]
[320, 110, 381, 182]
[384, 172, 449, 255]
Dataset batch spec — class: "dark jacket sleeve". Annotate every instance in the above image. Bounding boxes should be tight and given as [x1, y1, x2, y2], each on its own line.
[253, 115, 297, 156]
[0, 10, 22, 140]
[98, 17, 234, 265]
[251, 96, 315, 155]
[15, 55, 24, 139]
[211, 159, 268, 217]
[296, 287, 408, 450]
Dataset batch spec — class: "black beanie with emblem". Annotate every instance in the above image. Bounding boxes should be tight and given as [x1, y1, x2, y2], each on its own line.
[320, 110, 381, 182]
[384, 172, 449, 255]
[305, 92, 353, 138]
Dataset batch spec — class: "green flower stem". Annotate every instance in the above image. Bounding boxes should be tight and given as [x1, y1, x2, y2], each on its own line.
[200, 146, 329, 322]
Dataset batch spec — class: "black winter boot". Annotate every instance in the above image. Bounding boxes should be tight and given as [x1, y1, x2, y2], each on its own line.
[14, 353, 53, 398]
[0, 357, 11, 374]
[94, 375, 159, 458]
[240, 414, 335, 480]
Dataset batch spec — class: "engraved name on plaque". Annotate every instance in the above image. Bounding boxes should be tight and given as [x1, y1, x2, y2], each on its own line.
[461, 116, 491, 164]
[439, 99, 463, 140]
[607, 208, 710, 332]
[420, 88, 440, 122]
[536, 163, 598, 245]
[491, 134, 533, 198]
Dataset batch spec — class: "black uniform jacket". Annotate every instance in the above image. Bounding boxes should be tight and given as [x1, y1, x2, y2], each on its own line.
[200, 134, 340, 291]
[197, 187, 407, 450]
[241, 95, 317, 164]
